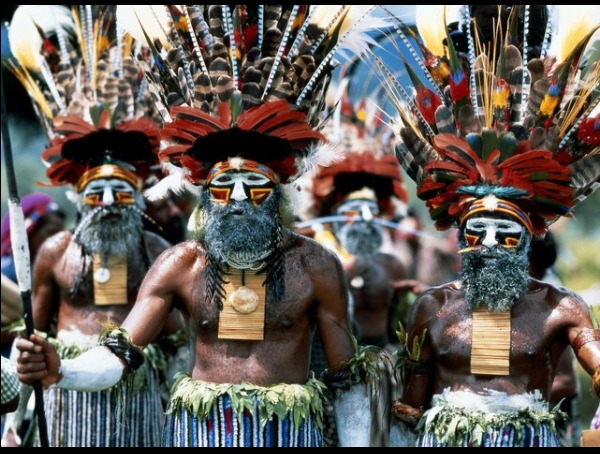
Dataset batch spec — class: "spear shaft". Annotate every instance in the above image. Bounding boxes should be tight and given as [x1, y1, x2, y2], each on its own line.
[1, 73, 50, 448]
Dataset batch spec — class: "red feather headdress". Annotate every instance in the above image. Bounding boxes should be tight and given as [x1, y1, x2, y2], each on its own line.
[373, 5, 600, 236]
[7, 6, 163, 190]
[311, 83, 408, 218]
[115, 5, 388, 198]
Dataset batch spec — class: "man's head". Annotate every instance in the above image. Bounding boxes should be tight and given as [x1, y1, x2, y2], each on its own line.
[332, 189, 384, 262]
[458, 197, 532, 312]
[73, 166, 146, 257]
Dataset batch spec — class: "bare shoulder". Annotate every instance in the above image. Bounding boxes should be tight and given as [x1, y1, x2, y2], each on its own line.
[530, 279, 592, 322]
[152, 239, 204, 268]
[411, 282, 459, 319]
[290, 231, 343, 267]
[37, 230, 71, 258]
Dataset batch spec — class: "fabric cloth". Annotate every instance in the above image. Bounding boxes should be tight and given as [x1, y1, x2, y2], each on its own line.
[414, 388, 566, 447]
[0, 193, 61, 256]
[1, 356, 19, 406]
[162, 374, 326, 447]
[43, 332, 166, 447]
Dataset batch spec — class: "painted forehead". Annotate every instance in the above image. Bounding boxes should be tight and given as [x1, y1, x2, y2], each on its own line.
[209, 170, 273, 186]
[336, 198, 379, 213]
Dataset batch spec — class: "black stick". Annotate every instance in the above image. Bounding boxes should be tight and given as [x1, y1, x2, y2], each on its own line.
[1, 73, 50, 447]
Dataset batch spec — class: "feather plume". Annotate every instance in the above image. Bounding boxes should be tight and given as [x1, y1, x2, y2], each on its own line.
[115, 5, 384, 196]
[371, 5, 600, 234]
[8, 5, 164, 189]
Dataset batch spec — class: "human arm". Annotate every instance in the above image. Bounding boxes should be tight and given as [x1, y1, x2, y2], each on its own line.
[392, 290, 437, 424]
[31, 232, 69, 332]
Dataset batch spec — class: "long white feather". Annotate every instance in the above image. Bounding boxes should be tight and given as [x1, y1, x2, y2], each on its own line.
[116, 5, 173, 51]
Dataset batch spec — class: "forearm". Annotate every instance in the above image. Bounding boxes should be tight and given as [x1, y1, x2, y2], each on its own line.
[53, 346, 125, 392]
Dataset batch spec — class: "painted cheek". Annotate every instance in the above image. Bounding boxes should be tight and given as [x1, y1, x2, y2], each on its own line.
[209, 187, 232, 206]
[249, 188, 273, 206]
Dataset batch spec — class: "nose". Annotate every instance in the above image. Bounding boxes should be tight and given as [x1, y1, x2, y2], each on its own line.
[102, 186, 115, 206]
[361, 203, 373, 222]
[481, 227, 497, 248]
[230, 180, 248, 202]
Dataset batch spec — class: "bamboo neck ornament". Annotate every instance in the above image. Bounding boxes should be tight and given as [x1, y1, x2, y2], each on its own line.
[470, 307, 511, 376]
[93, 254, 128, 306]
[218, 267, 266, 341]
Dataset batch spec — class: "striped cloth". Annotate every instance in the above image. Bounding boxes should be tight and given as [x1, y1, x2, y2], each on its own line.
[44, 367, 164, 447]
[162, 393, 323, 447]
[418, 423, 562, 447]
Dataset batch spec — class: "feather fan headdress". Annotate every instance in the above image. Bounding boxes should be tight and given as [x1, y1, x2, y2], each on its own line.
[373, 5, 599, 236]
[311, 76, 408, 219]
[7, 5, 162, 190]
[115, 5, 386, 199]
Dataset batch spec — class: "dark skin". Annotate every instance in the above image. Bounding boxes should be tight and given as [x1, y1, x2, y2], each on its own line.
[396, 278, 600, 413]
[31, 229, 176, 335]
[17, 231, 356, 388]
[345, 253, 408, 344]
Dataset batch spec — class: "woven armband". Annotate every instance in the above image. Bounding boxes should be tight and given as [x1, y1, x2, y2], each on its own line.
[98, 326, 145, 372]
[593, 365, 600, 399]
[392, 401, 423, 428]
[572, 328, 600, 355]
[403, 358, 432, 375]
[322, 365, 365, 391]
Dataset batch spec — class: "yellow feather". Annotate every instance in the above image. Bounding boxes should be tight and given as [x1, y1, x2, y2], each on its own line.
[550, 5, 600, 62]
[8, 6, 44, 71]
[6, 61, 53, 119]
[415, 5, 461, 57]
[116, 5, 173, 50]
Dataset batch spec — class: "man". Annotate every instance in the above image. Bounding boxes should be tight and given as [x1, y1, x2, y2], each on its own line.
[372, 4, 600, 447]
[307, 88, 411, 350]
[5, 6, 183, 447]
[15, 5, 385, 448]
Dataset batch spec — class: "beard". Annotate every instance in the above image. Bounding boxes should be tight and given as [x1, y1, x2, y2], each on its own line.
[460, 234, 531, 312]
[335, 221, 383, 263]
[201, 189, 280, 268]
[74, 205, 144, 257]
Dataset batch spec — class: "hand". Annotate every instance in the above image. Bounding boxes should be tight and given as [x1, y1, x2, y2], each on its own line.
[15, 334, 61, 388]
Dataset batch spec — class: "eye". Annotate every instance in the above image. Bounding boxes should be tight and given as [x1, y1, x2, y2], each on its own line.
[247, 174, 263, 182]
[213, 175, 232, 184]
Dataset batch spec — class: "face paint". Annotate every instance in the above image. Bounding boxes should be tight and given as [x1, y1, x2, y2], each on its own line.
[208, 170, 274, 207]
[463, 216, 524, 251]
[80, 178, 136, 207]
[335, 198, 380, 223]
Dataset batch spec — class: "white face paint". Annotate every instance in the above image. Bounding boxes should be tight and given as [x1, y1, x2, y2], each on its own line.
[465, 216, 524, 248]
[335, 199, 380, 222]
[209, 171, 273, 204]
[80, 178, 136, 206]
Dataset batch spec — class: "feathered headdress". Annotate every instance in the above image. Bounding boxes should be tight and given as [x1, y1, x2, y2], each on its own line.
[115, 5, 387, 199]
[6, 5, 162, 190]
[372, 5, 600, 236]
[311, 75, 408, 219]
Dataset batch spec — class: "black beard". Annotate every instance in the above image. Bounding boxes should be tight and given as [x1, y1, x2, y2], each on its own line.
[74, 205, 144, 257]
[460, 236, 531, 312]
[335, 222, 383, 261]
[203, 190, 280, 267]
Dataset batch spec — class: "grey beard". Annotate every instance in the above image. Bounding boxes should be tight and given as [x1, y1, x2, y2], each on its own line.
[74, 205, 144, 257]
[460, 237, 531, 312]
[335, 222, 383, 261]
[203, 191, 279, 268]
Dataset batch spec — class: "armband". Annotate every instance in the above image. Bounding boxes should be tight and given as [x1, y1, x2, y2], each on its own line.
[322, 365, 364, 391]
[392, 400, 423, 428]
[593, 365, 600, 399]
[572, 328, 600, 355]
[98, 326, 144, 372]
